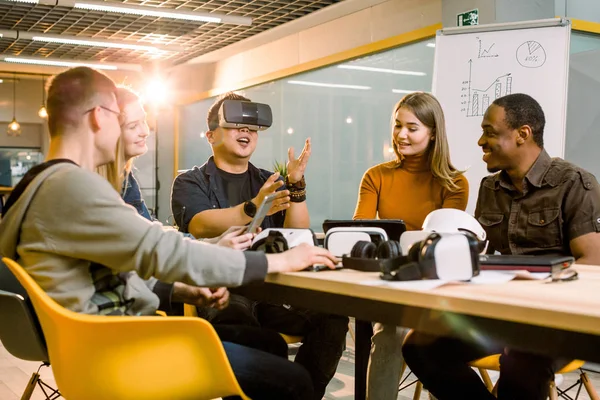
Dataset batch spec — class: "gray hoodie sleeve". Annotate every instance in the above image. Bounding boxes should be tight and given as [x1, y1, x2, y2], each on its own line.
[30, 167, 267, 287]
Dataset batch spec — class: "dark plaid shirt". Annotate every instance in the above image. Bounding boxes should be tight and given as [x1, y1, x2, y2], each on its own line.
[475, 150, 600, 256]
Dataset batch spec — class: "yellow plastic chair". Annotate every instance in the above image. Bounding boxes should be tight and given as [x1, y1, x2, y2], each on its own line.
[400, 330, 598, 400]
[2, 257, 250, 400]
[400, 356, 598, 400]
[471, 354, 600, 400]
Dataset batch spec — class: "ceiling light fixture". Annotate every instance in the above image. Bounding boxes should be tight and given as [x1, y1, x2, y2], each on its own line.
[38, 76, 48, 119]
[33, 35, 158, 51]
[426, 43, 436, 48]
[0, 30, 183, 52]
[142, 78, 170, 106]
[74, 1, 220, 23]
[392, 89, 417, 94]
[7, 73, 21, 136]
[287, 80, 371, 90]
[338, 65, 426, 76]
[3, 0, 252, 25]
[2, 56, 141, 71]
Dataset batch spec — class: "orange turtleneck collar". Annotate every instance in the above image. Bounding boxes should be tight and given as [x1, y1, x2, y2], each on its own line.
[400, 151, 431, 173]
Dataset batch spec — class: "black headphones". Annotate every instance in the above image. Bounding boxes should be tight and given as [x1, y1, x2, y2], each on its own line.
[342, 239, 404, 273]
[347, 236, 439, 279]
[350, 239, 402, 260]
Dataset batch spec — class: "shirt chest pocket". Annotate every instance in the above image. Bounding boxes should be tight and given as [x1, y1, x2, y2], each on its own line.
[526, 208, 562, 248]
[478, 213, 506, 252]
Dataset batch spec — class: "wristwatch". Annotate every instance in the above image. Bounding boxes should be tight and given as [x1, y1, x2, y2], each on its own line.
[243, 201, 257, 218]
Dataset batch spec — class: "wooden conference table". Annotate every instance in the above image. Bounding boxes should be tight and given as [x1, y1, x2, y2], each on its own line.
[238, 265, 600, 400]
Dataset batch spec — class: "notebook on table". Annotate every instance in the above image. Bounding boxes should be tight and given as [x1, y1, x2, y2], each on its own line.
[479, 254, 574, 273]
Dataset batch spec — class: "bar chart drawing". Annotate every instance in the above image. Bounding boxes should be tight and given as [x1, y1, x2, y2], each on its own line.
[463, 59, 513, 117]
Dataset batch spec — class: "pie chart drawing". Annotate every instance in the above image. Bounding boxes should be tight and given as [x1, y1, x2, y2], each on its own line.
[516, 41, 546, 68]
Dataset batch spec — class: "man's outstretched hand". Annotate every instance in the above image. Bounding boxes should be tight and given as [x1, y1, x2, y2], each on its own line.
[287, 138, 311, 184]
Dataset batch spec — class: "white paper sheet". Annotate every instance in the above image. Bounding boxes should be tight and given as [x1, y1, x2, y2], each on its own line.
[469, 271, 517, 284]
[359, 270, 538, 291]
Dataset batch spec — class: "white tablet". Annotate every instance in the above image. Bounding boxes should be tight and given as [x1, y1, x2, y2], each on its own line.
[247, 193, 278, 234]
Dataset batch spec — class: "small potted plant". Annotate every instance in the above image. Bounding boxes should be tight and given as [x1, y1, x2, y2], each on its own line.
[273, 160, 287, 178]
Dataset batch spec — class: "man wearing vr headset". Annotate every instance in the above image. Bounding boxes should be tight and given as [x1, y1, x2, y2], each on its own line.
[171, 92, 348, 399]
[403, 93, 600, 400]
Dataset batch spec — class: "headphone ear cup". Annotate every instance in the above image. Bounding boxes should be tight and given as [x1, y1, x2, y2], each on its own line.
[418, 233, 442, 279]
[377, 240, 401, 259]
[350, 240, 377, 259]
[407, 240, 423, 262]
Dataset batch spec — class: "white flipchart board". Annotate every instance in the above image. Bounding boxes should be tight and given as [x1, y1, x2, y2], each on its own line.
[432, 18, 571, 213]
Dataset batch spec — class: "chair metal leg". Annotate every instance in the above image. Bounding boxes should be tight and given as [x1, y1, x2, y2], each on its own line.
[37, 379, 61, 400]
[556, 380, 580, 400]
[22, 363, 61, 400]
[400, 361, 407, 382]
[398, 371, 420, 392]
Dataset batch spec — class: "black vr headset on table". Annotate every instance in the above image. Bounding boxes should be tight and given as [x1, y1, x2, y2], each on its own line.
[216, 100, 273, 131]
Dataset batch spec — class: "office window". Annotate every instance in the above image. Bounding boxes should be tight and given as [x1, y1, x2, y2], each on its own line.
[0, 148, 44, 187]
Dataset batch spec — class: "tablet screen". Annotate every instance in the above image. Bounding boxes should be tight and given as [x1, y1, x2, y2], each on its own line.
[247, 193, 278, 234]
[322, 219, 407, 241]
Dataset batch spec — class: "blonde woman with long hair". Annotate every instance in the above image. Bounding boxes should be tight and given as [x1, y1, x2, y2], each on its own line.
[354, 92, 468, 400]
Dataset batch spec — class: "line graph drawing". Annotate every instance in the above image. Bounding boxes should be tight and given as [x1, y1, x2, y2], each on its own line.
[516, 40, 546, 68]
[461, 59, 512, 117]
[477, 37, 499, 58]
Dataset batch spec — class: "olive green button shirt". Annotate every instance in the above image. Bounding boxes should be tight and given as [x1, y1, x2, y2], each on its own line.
[474, 150, 600, 256]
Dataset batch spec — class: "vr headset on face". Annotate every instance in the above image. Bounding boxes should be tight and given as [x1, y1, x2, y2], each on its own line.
[215, 100, 273, 132]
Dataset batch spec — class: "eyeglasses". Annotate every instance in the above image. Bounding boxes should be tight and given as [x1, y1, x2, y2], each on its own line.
[84, 105, 124, 121]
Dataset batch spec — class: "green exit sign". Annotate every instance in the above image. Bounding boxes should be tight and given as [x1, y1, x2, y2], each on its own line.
[457, 9, 479, 26]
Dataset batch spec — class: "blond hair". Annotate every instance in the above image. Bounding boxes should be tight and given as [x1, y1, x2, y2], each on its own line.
[96, 85, 138, 193]
[391, 92, 463, 191]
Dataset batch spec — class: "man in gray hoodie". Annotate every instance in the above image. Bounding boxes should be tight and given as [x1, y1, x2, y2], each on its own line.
[0, 66, 338, 400]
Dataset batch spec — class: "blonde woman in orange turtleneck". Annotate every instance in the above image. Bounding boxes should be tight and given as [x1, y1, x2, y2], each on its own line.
[354, 92, 468, 400]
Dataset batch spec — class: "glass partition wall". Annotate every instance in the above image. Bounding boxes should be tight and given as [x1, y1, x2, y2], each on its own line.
[178, 32, 600, 233]
[178, 38, 436, 232]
